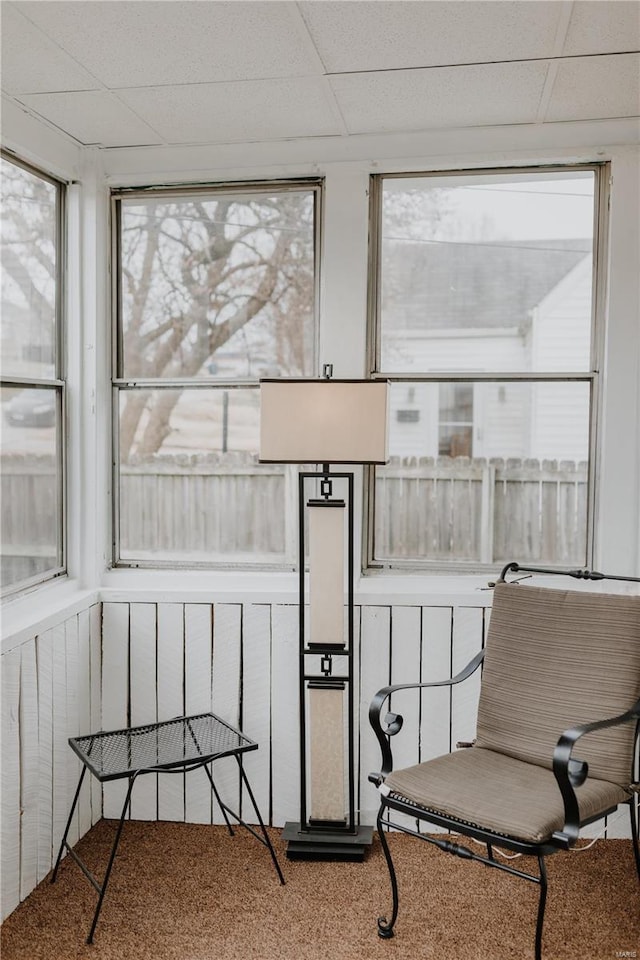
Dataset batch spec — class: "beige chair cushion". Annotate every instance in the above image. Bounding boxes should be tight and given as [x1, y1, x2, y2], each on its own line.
[475, 583, 640, 788]
[385, 747, 628, 844]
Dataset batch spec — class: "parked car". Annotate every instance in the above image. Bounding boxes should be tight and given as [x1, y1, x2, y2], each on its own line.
[4, 389, 56, 427]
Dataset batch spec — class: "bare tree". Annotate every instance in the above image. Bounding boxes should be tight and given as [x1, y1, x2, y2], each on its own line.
[1, 160, 57, 373]
[118, 192, 315, 459]
[1, 172, 315, 457]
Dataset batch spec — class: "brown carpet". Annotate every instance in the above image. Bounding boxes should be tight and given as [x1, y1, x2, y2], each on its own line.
[1, 821, 638, 960]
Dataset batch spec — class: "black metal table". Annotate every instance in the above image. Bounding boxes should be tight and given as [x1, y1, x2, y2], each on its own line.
[52, 712, 284, 943]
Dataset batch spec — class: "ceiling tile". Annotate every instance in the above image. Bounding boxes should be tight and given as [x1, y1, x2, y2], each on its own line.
[12, 0, 324, 88]
[330, 61, 550, 135]
[1, 3, 100, 94]
[16, 91, 164, 147]
[545, 54, 640, 122]
[563, 1, 640, 56]
[118, 77, 343, 144]
[300, 0, 562, 72]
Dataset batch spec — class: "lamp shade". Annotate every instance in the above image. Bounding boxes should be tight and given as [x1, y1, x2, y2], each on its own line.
[259, 378, 389, 464]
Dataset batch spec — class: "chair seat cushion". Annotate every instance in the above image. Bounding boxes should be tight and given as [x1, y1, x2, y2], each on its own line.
[384, 746, 628, 844]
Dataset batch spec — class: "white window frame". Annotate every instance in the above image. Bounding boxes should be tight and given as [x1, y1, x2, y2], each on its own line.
[0, 150, 67, 598]
[366, 162, 609, 573]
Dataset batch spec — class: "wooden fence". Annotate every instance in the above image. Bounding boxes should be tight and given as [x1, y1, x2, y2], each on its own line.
[375, 456, 588, 563]
[1, 453, 588, 569]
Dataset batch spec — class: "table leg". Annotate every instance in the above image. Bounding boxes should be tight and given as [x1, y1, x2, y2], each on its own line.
[202, 762, 234, 835]
[236, 757, 285, 885]
[51, 766, 88, 883]
[87, 774, 137, 944]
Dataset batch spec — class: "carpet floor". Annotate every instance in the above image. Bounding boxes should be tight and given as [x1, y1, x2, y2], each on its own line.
[1, 821, 638, 960]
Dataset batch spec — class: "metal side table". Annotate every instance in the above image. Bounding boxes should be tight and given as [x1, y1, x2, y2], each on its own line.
[51, 712, 285, 943]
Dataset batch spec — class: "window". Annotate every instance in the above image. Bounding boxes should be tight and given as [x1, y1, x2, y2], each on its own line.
[112, 180, 320, 566]
[1, 153, 65, 595]
[438, 383, 473, 457]
[369, 166, 605, 569]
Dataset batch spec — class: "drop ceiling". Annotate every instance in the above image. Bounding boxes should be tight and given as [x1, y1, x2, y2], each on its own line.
[1, 0, 639, 150]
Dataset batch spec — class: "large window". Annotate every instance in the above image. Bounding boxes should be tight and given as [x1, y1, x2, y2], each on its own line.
[369, 165, 605, 569]
[1, 153, 65, 595]
[112, 180, 320, 566]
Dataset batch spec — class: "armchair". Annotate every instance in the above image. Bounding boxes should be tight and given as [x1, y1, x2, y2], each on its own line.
[368, 562, 640, 960]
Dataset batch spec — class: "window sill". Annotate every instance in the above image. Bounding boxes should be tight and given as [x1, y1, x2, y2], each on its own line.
[1, 577, 99, 654]
[100, 565, 495, 607]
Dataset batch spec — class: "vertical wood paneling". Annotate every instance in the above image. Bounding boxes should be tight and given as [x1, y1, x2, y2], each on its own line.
[420, 606, 453, 760]
[1, 649, 21, 920]
[184, 604, 213, 824]
[419, 606, 454, 835]
[76, 610, 92, 837]
[358, 606, 391, 825]
[270, 604, 299, 827]
[157, 603, 185, 821]
[241, 603, 272, 823]
[89, 604, 102, 824]
[389, 606, 422, 831]
[450, 607, 484, 749]
[3, 588, 632, 930]
[64, 617, 80, 848]
[102, 603, 130, 819]
[129, 603, 158, 820]
[211, 603, 242, 824]
[51, 624, 68, 857]
[36, 630, 54, 882]
[19, 641, 39, 899]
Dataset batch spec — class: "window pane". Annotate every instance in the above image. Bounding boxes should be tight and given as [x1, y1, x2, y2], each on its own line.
[379, 171, 594, 373]
[1, 386, 62, 589]
[118, 387, 288, 562]
[375, 381, 590, 565]
[1, 159, 57, 379]
[120, 189, 316, 379]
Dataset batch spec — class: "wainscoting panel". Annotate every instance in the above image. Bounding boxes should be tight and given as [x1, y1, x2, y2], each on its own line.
[100, 596, 632, 844]
[2, 591, 631, 923]
[1, 603, 101, 922]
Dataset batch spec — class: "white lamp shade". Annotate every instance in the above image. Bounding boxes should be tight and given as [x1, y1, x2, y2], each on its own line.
[259, 379, 389, 464]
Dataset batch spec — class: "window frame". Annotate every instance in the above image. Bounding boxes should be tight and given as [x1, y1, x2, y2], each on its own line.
[365, 162, 609, 574]
[0, 150, 67, 598]
[110, 177, 322, 570]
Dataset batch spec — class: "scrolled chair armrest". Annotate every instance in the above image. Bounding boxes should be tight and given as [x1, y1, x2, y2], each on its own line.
[551, 697, 640, 849]
[368, 648, 485, 781]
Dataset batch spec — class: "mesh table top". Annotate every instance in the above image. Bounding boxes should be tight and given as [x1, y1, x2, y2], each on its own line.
[69, 713, 257, 782]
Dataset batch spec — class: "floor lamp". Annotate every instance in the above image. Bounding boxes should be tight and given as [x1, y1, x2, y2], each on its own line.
[259, 370, 389, 860]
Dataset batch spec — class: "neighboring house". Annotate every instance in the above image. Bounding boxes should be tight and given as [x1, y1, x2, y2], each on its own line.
[382, 238, 592, 461]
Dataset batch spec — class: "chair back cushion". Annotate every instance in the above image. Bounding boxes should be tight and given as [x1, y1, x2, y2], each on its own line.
[475, 582, 640, 787]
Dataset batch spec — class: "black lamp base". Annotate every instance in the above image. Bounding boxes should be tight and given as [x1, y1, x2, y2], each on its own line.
[282, 821, 374, 861]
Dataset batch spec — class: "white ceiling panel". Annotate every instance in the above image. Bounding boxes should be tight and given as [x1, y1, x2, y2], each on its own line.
[330, 60, 550, 134]
[300, 0, 563, 73]
[12, 0, 324, 88]
[545, 54, 640, 122]
[118, 77, 343, 145]
[16, 91, 164, 147]
[563, 1, 640, 56]
[0, 3, 100, 95]
[2, 0, 638, 151]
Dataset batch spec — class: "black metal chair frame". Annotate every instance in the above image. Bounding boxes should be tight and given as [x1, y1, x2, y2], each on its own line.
[51, 712, 285, 943]
[369, 562, 640, 960]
